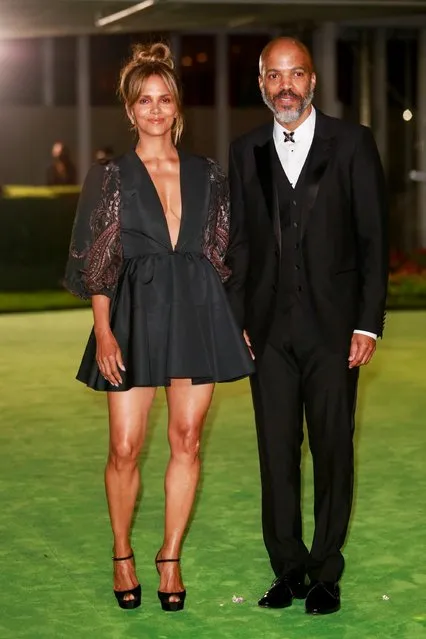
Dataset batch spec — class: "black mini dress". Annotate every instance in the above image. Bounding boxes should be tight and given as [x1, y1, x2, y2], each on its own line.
[65, 150, 254, 390]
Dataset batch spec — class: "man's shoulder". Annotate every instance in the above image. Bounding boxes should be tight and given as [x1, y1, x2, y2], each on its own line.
[317, 110, 370, 143]
[231, 122, 273, 153]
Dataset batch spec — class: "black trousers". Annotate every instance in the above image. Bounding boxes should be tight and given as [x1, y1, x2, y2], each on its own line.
[250, 302, 359, 582]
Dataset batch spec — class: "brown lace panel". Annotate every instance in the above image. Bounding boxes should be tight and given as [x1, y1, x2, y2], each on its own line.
[70, 163, 123, 296]
[203, 158, 232, 283]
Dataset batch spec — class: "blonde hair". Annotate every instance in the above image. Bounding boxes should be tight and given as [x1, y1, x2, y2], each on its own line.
[119, 42, 184, 144]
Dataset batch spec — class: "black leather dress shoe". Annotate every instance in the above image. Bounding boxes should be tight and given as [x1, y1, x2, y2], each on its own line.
[305, 581, 340, 615]
[258, 572, 308, 609]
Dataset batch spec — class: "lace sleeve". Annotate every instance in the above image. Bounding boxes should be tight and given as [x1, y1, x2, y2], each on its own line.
[63, 162, 123, 299]
[202, 158, 232, 283]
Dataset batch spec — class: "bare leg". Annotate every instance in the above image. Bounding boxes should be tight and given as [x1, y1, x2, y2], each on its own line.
[157, 379, 214, 602]
[106, 386, 157, 599]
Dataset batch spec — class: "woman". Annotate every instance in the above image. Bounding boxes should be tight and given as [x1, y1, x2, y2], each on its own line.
[64, 42, 254, 612]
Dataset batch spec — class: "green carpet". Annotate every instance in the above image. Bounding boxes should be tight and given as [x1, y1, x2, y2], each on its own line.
[0, 310, 425, 639]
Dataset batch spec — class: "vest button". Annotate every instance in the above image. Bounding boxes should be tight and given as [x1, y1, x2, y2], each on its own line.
[297, 286, 302, 292]
[295, 265, 300, 270]
[292, 200, 297, 206]
[295, 243, 299, 249]
[293, 222, 298, 228]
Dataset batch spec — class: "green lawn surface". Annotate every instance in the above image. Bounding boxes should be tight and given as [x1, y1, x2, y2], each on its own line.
[0, 310, 425, 638]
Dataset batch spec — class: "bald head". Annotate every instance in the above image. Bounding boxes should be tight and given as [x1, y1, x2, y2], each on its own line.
[259, 37, 314, 76]
[258, 37, 316, 128]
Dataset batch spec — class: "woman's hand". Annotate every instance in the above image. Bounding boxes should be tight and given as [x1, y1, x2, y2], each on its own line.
[243, 330, 255, 360]
[95, 328, 126, 387]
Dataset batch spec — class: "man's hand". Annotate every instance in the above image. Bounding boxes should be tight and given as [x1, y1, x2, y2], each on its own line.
[243, 330, 255, 360]
[348, 333, 376, 369]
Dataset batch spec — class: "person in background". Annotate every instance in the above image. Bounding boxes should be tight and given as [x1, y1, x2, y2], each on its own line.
[95, 146, 115, 165]
[46, 141, 77, 186]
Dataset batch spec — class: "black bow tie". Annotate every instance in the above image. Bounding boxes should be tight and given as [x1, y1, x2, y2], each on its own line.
[283, 131, 295, 143]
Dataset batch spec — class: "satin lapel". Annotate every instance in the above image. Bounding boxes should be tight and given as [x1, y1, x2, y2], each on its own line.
[177, 150, 209, 251]
[126, 150, 171, 249]
[254, 140, 281, 249]
[300, 132, 334, 238]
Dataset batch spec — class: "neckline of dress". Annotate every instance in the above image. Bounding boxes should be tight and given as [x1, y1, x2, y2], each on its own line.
[132, 148, 184, 252]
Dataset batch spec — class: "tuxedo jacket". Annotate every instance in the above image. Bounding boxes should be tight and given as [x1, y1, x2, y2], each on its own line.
[225, 109, 389, 355]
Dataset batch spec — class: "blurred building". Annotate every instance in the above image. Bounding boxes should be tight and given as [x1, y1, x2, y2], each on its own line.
[0, 1, 426, 248]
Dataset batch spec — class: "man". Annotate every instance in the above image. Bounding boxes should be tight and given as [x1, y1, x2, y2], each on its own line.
[226, 38, 388, 615]
[95, 145, 115, 165]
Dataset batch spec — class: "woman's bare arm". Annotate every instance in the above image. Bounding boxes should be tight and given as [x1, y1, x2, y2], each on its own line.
[92, 295, 125, 387]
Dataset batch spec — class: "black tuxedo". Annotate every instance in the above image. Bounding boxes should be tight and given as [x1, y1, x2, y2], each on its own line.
[226, 109, 388, 582]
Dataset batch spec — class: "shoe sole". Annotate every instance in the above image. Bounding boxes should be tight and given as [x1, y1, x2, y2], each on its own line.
[258, 598, 294, 609]
[116, 599, 141, 610]
[305, 604, 341, 615]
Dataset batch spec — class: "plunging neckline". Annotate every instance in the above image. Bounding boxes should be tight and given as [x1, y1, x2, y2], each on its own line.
[132, 148, 184, 251]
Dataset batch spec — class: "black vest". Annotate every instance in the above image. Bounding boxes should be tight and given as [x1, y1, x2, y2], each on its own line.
[271, 145, 310, 311]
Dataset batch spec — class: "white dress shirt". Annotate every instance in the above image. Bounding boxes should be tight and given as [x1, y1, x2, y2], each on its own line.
[273, 107, 377, 340]
[273, 106, 316, 188]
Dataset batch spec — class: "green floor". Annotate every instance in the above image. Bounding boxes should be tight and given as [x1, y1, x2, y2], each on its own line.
[0, 310, 425, 639]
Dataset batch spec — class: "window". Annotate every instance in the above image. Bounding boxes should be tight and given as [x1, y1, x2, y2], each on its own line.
[229, 35, 269, 107]
[180, 35, 215, 106]
[337, 39, 354, 107]
[54, 37, 76, 106]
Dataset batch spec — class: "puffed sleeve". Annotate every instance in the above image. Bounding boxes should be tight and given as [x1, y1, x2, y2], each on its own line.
[202, 158, 231, 283]
[63, 162, 123, 299]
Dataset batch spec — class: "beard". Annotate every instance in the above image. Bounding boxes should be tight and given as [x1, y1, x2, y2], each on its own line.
[261, 84, 315, 124]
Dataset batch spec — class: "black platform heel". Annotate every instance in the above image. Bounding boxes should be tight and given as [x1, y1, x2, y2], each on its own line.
[155, 551, 186, 612]
[113, 552, 142, 610]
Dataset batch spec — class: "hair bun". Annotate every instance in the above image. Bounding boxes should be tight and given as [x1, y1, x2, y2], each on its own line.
[131, 42, 174, 69]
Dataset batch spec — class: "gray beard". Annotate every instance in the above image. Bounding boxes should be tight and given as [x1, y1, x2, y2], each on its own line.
[261, 87, 315, 125]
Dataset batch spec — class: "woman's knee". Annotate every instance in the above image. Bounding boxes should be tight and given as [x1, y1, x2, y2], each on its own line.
[169, 421, 201, 460]
[109, 439, 140, 471]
